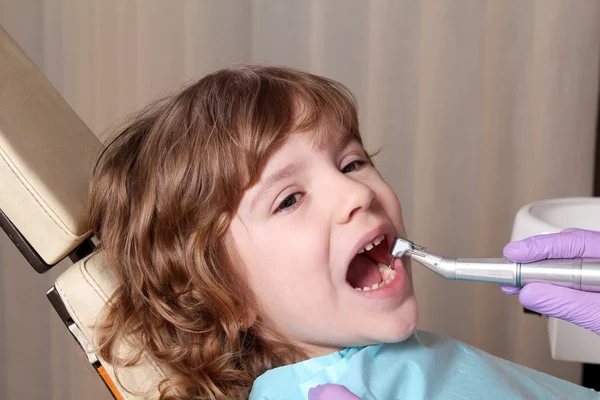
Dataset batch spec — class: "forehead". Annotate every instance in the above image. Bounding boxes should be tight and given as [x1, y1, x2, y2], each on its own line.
[240, 117, 360, 186]
[265, 127, 357, 169]
[291, 100, 357, 148]
[299, 124, 356, 152]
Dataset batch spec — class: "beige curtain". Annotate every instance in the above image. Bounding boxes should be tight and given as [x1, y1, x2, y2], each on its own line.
[1, 1, 599, 399]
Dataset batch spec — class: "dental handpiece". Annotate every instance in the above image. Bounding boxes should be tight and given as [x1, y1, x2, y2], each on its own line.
[390, 238, 600, 292]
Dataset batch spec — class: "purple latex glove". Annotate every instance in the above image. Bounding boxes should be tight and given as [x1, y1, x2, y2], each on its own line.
[501, 228, 600, 335]
[308, 384, 362, 400]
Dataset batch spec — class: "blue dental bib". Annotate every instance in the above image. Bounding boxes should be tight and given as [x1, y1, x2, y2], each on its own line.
[250, 331, 598, 400]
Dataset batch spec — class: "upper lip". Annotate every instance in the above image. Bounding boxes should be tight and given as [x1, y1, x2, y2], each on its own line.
[346, 223, 395, 269]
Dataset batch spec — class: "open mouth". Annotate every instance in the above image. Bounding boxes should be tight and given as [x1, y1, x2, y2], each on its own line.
[346, 234, 397, 292]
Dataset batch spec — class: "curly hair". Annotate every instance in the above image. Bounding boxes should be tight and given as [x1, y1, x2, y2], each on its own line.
[88, 65, 363, 399]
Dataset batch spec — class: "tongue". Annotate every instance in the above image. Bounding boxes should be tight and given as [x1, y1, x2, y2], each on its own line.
[347, 254, 382, 289]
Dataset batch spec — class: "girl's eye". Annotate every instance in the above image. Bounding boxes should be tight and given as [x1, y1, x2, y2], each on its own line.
[341, 160, 367, 174]
[275, 193, 302, 213]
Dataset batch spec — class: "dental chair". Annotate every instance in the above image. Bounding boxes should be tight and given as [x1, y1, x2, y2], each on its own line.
[0, 26, 170, 399]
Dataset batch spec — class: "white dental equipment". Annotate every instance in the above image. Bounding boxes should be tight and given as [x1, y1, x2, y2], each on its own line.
[390, 237, 600, 292]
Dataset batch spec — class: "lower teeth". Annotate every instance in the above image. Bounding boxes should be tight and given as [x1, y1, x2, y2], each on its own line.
[355, 263, 396, 291]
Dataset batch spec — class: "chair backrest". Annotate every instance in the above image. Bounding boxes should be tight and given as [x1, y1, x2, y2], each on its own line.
[0, 24, 170, 399]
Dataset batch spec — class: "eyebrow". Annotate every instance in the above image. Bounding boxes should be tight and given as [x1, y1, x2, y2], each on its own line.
[251, 162, 302, 210]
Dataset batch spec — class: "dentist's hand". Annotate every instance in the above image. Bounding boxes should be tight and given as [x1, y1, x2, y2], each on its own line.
[501, 228, 600, 335]
[308, 384, 362, 400]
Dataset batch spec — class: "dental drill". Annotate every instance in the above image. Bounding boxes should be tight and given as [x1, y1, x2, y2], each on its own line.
[390, 238, 600, 292]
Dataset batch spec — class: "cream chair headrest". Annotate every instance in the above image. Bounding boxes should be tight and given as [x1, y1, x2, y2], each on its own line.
[0, 25, 103, 269]
[55, 251, 173, 399]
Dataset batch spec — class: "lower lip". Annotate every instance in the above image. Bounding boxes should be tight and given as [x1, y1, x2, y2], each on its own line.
[351, 258, 406, 299]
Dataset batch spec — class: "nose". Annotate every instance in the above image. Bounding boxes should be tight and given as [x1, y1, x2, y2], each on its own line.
[333, 175, 376, 224]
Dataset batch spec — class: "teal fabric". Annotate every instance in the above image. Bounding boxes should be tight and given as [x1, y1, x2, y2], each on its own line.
[250, 331, 599, 399]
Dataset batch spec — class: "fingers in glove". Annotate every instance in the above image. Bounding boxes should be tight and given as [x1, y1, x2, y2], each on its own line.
[504, 229, 600, 262]
[519, 283, 600, 334]
[500, 285, 521, 295]
[308, 384, 362, 400]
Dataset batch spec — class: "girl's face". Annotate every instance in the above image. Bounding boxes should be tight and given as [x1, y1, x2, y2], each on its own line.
[229, 130, 418, 357]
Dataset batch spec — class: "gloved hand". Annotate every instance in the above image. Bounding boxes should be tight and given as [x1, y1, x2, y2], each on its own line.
[308, 384, 362, 400]
[501, 228, 600, 335]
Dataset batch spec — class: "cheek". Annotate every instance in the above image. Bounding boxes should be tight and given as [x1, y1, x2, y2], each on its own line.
[229, 218, 303, 291]
[228, 219, 263, 281]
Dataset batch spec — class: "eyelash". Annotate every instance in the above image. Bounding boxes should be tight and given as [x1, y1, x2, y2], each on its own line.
[273, 158, 368, 214]
[275, 193, 303, 213]
[341, 159, 367, 174]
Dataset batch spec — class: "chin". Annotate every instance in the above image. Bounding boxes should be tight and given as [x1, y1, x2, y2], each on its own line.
[382, 325, 417, 344]
[378, 325, 418, 344]
[376, 300, 419, 344]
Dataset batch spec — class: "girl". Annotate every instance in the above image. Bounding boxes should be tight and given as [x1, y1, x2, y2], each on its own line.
[90, 65, 597, 399]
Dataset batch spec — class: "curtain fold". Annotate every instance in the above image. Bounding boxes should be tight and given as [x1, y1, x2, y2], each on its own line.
[1, 1, 599, 398]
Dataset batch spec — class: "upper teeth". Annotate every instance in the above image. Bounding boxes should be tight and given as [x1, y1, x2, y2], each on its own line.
[357, 234, 385, 254]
